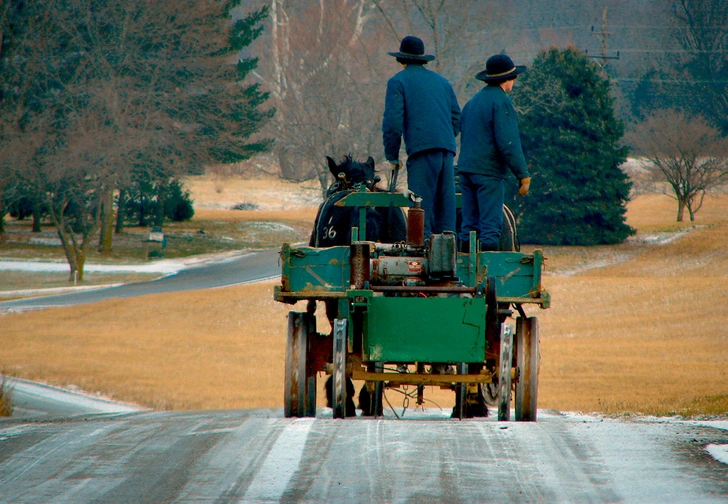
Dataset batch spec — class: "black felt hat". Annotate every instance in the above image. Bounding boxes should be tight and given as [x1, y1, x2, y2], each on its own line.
[476, 54, 526, 82]
[388, 35, 435, 62]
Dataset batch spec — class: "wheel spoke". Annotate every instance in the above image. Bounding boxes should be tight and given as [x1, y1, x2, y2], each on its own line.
[332, 318, 347, 419]
[498, 324, 514, 421]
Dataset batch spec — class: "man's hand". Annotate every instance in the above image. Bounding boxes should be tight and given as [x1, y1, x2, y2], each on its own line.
[518, 177, 531, 196]
[389, 160, 400, 171]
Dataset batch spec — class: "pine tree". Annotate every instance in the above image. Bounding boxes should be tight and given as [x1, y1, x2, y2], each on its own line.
[510, 47, 634, 245]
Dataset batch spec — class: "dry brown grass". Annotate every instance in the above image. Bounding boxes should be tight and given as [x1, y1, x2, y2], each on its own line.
[184, 173, 322, 212]
[537, 276, 728, 416]
[1, 191, 727, 417]
[0, 282, 296, 410]
[538, 193, 728, 416]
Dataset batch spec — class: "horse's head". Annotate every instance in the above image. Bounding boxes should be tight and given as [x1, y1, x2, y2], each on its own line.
[326, 155, 378, 193]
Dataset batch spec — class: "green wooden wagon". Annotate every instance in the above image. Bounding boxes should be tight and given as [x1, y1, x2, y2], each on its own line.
[274, 191, 549, 420]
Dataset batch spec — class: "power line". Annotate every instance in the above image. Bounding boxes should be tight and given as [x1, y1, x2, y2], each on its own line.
[616, 78, 728, 84]
[610, 49, 728, 54]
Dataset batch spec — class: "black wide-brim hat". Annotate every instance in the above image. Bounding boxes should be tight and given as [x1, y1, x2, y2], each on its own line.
[476, 54, 526, 82]
[388, 35, 435, 62]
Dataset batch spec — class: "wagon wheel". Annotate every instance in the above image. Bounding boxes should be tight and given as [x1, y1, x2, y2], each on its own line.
[332, 318, 348, 419]
[303, 314, 317, 417]
[485, 276, 500, 357]
[515, 316, 540, 421]
[284, 312, 317, 418]
[483, 275, 501, 408]
[483, 382, 499, 407]
[497, 324, 514, 421]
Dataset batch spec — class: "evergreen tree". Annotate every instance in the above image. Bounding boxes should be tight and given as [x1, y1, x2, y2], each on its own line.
[510, 47, 634, 246]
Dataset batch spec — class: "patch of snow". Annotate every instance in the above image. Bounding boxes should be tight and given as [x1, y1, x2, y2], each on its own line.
[628, 231, 690, 246]
[677, 419, 728, 433]
[557, 255, 633, 277]
[0, 251, 253, 276]
[6, 377, 146, 415]
[621, 158, 652, 174]
[28, 237, 63, 246]
[705, 444, 728, 465]
[244, 221, 296, 232]
[0, 259, 183, 274]
[559, 411, 607, 422]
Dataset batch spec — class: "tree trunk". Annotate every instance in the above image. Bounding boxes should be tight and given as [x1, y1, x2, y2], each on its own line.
[32, 199, 42, 232]
[278, 146, 302, 181]
[55, 226, 79, 283]
[138, 195, 146, 227]
[76, 250, 86, 282]
[98, 187, 115, 253]
[154, 183, 166, 227]
[0, 199, 5, 235]
[115, 188, 125, 234]
[676, 199, 686, 222]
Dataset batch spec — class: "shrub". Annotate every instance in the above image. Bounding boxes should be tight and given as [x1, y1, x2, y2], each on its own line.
[164, 180, 195, 222]
[231, 202, 259, 211]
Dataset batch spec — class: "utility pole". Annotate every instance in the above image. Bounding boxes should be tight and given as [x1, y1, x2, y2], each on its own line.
[588, 7, 620, 77]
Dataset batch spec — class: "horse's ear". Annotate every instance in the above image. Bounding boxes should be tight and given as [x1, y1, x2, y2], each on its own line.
[326, 156, 339, 177]
[363, 156, 376, 180]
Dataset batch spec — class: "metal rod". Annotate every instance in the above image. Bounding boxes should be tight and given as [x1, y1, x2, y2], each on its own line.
[371, 285, 477, 294]
[351, 369, 493, 385]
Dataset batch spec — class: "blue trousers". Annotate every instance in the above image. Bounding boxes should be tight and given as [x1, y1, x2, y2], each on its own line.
[458, 172, 503, 250]
[407, 150, 456, 237]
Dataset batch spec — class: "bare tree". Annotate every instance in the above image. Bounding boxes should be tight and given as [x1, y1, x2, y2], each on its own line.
[670, 0, 728, 132]
[371, 0, 508, 98]
[0, 0, 271, 280]
[254, 0, 388, 190]
[632, 109, 728, 222]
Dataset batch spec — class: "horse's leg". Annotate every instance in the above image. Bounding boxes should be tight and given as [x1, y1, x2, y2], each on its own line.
[325, 374, 356, 417]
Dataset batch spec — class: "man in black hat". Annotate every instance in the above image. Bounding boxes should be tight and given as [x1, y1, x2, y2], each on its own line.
[382, 35, 461, 238]
[457, 53, 531, 252]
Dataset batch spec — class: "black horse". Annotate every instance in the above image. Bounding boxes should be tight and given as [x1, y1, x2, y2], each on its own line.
[310, 155, 407, 247]
[311, 155, 407, 417]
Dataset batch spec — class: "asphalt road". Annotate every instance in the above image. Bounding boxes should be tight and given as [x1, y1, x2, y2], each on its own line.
[0, 248, 281, 312]
[1, 408, 727, 503]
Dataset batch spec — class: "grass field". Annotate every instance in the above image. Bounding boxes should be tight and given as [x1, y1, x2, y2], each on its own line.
[1, 180, 727, 418]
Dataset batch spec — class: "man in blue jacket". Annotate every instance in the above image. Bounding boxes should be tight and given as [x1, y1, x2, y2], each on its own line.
[457, 54, 531, 252]
[382, 36, 461, 239]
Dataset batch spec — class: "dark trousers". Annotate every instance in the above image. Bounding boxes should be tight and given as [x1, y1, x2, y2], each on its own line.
[458, 172, 503, 250]
[407, 149, 456, 238]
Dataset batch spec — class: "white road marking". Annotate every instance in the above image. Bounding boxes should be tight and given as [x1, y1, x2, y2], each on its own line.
[240, 418, 314, 503]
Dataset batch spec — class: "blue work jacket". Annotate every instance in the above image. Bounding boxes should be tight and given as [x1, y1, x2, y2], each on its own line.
[457, 84, 529, 181]
[382, 64, 460, 162]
